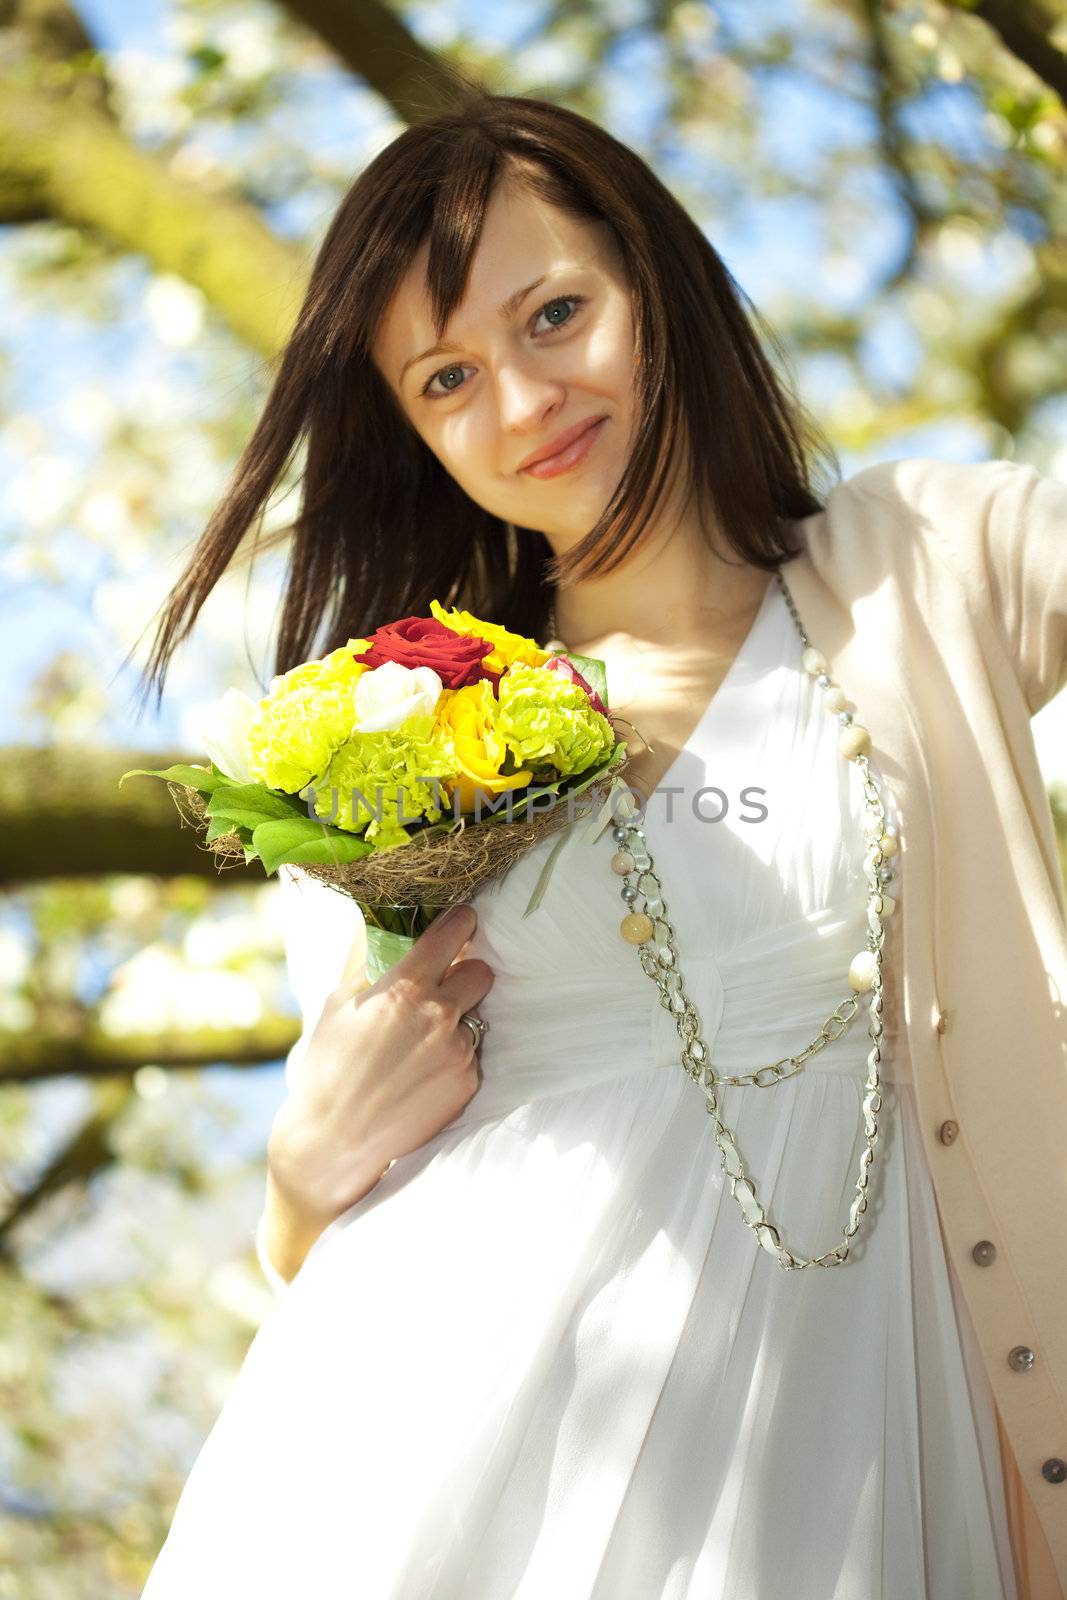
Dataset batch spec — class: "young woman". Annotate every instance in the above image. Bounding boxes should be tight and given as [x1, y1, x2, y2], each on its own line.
[137, 88, 1067, 1599]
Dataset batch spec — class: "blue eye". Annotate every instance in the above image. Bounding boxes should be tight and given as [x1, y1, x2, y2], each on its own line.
[419, 295, 586, 400]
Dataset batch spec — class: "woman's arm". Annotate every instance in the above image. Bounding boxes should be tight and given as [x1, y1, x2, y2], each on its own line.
[915, 456, 1067, 717]
[257, 1167, 332, 1290]
[258, 1134, 387, 1288]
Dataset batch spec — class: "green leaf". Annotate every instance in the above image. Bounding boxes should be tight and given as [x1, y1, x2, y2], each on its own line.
[250, 817, 375, 874]
[521, 824, 574, 919]
[204, 812, 244, 843]
[276, 834, 377, 869]
[205, 783, 306, 831]
[118, 762, 225, 795]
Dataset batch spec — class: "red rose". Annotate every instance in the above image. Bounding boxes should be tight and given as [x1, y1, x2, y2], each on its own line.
[544, 654, 608, 716]
[358, 615, 501, 691]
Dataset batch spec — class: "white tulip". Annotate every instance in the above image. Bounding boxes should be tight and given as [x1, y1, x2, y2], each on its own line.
[198, 687, 260, 783]
[353, 661, 443, 734]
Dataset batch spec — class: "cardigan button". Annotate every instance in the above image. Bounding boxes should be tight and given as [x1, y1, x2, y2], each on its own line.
[1008, 1345, 1035, 1372]
[971, 1240, 996, 1266]
[938, 1120, 959, 1145]
[1042, 1458, 1067, 1484]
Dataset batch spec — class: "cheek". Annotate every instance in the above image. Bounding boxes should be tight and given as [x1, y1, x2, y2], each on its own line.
[432, 409, 498, 477]
[420, 417, 509, 506]
[581, 319, 631, 387]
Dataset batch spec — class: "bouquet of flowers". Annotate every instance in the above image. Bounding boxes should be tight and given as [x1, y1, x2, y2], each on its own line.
[120, 601, 635, 979]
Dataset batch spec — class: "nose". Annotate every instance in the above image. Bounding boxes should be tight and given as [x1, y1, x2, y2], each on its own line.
[494, 361, 566, 437]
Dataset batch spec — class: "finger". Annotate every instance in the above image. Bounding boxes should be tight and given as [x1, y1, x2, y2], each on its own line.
[437, 957, 494, 1014]
[406, 904, 479, 985]
[448, 930, 476, 967]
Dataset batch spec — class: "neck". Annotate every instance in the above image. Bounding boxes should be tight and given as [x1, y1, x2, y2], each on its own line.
[541, 480, 775, 656]
[548, 553, 773, 657]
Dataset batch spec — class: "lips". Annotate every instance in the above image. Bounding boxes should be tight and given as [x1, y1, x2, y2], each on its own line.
[518, 415, 607, 473]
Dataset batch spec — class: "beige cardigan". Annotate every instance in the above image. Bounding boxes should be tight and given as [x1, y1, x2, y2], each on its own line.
[782, 456, 1067, 1597]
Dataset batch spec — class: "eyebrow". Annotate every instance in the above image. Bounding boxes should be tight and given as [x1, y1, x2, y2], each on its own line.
[398, 274, 549, 386]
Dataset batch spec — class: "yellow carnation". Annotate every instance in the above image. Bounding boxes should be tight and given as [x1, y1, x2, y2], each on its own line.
[435, 679, 534, 814]
[267, 638, 371, 697]
[429, 600, 550, 675]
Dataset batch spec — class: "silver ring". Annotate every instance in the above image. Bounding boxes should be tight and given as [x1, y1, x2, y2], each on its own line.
[460, 1013, 488, 1048]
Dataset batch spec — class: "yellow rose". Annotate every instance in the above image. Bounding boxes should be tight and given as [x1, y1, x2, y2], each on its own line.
[435, 680, 534, 813]
[429, 600, 551, 675]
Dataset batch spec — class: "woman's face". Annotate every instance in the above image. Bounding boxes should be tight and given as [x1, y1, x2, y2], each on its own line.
[371, 175, 639, 548]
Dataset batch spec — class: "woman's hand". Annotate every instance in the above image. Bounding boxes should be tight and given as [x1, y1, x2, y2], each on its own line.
[266, 904, 493, 1230]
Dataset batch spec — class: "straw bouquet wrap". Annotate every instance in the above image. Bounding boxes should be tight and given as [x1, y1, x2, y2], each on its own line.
[121, 602, 636, 981]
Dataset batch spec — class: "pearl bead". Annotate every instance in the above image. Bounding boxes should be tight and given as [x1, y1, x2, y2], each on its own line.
[611, 850, 635, 875]
[823, 685, 847, 713]
[816, 672, 831, 688]
[849, 950, 878, 991]
[621, 883, 638, 903]
[879, 832, 899, 858]
[612, 825, 629, 845]
[839, 724, 872, 759]
[801, 646, 827, 676]
[620, 912, 654, 944]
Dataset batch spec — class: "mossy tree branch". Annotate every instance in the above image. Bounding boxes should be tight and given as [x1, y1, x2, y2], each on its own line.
[0, 746, 264, 884]
[0, 72, 306, 353]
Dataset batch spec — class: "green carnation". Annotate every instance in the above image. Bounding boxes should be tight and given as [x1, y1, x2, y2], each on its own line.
[305, 728, 457, 850]
[247, 654, 365, 793]
[496, 662, 615, 775]
[247, 684, 356, 793]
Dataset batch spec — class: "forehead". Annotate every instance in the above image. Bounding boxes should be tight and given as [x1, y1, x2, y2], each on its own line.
[372, 180, 604, 389]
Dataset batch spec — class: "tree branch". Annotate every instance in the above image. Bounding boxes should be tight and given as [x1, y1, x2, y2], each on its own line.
[0, 1077, 134, 1250]
[279, 0, 481, 120]
[3, 0, 101, 70]
[858, 0, 940, 291]
[0, 75, 306, 354]
[0, 1013, 300, 1083]
[963, 0, 1067, 105]
[0, 745, 264, 883]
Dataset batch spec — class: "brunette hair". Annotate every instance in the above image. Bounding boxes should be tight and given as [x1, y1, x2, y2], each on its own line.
[132, 82, 837, 715]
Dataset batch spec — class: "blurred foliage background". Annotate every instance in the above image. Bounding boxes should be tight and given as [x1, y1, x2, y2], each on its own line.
[0, 0, 1065, 1591]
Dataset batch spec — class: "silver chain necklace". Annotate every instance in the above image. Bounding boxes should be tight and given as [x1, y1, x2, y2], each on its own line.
[544, 567, 898, 1269]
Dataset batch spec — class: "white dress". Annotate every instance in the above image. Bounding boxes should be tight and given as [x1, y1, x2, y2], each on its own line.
[142, 579, 1019, 1600]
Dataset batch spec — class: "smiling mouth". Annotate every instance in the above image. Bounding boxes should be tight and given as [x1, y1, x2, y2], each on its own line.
[521, 416, 608, 479]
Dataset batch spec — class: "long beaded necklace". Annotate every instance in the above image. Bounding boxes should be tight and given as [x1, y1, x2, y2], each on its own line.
[544, 566, 900, 1270]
